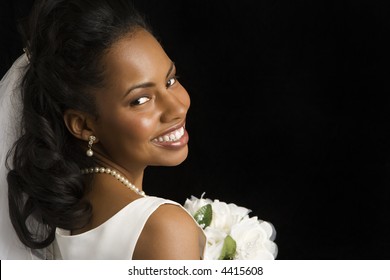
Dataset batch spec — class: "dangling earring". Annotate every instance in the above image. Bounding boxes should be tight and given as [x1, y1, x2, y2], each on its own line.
[86, 135, 96, 157]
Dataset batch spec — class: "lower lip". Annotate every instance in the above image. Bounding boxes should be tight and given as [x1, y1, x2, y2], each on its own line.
[152, 129, 189, 150]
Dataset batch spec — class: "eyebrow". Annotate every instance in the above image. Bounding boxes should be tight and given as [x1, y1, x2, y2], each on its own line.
[123, 61, 175, 98]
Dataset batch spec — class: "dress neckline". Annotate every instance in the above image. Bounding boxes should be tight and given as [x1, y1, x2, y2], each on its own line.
[57, 196, 149, 237]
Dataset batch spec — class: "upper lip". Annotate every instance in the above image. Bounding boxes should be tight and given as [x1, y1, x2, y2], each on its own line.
[152, 121, 186, 140]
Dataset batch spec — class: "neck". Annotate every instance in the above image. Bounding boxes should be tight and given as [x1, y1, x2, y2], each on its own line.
[92, 152, 145, 190]
[81, 166, 146, 197]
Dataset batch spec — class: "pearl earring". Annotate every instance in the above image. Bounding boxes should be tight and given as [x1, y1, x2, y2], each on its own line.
[86, 135, 96, 157]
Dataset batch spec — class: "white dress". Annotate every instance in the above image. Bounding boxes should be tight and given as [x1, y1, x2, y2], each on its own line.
[53, 196, 206, 259]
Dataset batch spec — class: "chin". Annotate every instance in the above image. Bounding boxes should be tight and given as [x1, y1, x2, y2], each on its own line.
[155, 147, 189, 167]
[168, 152, 189, 166]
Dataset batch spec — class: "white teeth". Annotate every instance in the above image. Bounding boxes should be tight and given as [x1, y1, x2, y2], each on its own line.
[175, 131, 181, 139]
[154, 126, 185, 143]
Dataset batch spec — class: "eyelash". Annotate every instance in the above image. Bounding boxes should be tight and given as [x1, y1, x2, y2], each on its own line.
[130, 96, 150, 106]
[130, 75, 180, 106]
[166, 75, 179, 88]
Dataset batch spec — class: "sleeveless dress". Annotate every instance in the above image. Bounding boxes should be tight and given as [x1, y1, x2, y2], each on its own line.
[53, 196, 206, 259]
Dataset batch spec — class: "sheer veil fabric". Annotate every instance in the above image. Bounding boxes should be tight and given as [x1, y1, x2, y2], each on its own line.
[0, 54, 50, 259]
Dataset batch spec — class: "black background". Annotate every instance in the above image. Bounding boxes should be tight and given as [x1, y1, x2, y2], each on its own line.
[1, 0, 390, 259]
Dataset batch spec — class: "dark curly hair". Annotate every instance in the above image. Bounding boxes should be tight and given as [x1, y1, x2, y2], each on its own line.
[7, 0, 149, 249]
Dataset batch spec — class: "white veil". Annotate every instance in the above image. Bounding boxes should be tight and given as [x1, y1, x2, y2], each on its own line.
[0, 54, 49, 259]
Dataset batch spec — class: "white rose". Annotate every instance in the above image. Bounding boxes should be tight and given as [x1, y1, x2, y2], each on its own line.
[184, 194, 278, 260]
[202, 227, 226, 260]
[226, 202, 252, 224]
[183, 194, 212, 216]
[209, 200, 251, 233]
[230, 217, 278, 260]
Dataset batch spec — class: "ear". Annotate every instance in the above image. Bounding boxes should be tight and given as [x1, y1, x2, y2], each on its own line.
[63, 109, 98, 142]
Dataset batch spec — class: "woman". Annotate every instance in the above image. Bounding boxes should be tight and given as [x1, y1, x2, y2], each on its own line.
[0, 0, 205, 259]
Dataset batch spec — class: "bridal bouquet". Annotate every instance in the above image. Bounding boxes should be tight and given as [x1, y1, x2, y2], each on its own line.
[184, 194, 278, 260]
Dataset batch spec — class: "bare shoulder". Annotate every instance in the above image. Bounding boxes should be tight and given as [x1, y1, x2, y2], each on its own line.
[132, 203, 202, 260]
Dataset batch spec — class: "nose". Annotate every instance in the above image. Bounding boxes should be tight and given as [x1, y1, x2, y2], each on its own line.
[159, 87, 190, 123]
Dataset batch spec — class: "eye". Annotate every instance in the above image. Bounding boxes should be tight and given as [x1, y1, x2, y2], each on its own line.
[130, 96, 150, 106]
[166, 76, 179, 88]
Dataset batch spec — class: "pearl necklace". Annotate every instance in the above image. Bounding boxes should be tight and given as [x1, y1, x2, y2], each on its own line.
[81, 167, 146, 197]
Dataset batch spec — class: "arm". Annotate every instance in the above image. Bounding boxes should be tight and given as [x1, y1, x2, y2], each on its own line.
[132, 204, 202, 260]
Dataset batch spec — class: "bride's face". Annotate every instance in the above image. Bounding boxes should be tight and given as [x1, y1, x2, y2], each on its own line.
[92, 29, 190, 172]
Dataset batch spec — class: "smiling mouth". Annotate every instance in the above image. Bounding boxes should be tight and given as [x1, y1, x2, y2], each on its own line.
[152, 126, 185, 143]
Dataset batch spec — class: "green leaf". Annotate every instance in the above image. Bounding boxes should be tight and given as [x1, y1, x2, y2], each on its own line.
[219, 235, 237, 260]
[194, 204, 212, 229]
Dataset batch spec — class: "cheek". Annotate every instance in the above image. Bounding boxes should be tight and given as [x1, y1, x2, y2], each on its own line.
[179, 87, 191, 109]
[129, 116, 156, 141]
[184, 93, 191, 108]
[105, 113, 155, 144]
